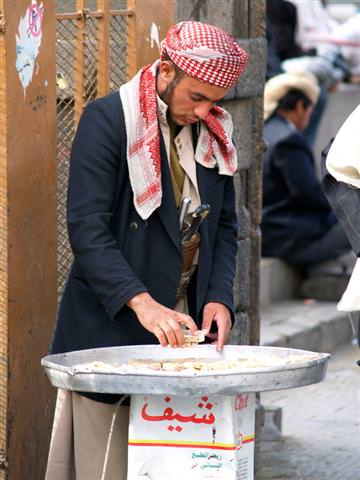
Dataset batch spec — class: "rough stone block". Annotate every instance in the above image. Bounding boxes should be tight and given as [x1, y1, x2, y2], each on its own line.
[237, 205, 251, 240]
[234, 238, 251, 311]
[224, 38, 267, 100]
[228, 311, 250, 345]
[233, 170, 247, 219]
[225, 98, 253, 170]
[320, 313, 354, 353]
[260, 258, 302, 306]
[286, 325, 323, 352]
[175, 0, 241, 34]
[249, 0, 266, 38]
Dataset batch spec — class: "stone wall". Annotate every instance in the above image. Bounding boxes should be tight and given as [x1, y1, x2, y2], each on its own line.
[174, 0, 266, 347]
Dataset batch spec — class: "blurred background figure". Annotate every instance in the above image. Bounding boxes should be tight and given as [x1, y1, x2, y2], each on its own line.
[322, 103, 360, 342]
[266, 0, 357, 149]
[318, 12, 360, 84]
[266, 0, 306, 63]
[261, 72, 354, 300]
[287, 0, 338, 54]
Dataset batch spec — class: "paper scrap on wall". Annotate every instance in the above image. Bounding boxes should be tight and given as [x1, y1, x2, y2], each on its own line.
[15, 1, 44, 96]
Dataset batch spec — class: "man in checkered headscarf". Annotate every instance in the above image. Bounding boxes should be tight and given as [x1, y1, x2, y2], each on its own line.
[161, 21, 248, 89]
[46, 22, 249, 480]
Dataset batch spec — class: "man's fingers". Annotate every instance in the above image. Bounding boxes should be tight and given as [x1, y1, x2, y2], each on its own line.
[134, 296, 198, 347]
[216, 324, 226, 352]
[156, 315, 192, 347]
[177, 314, 198, 334]
[206, 332, 218, 340]
[206, 325, 229, 350]
[153, 326, 167, 347]
[161, 322, 180, 347]
[202, 308, 215, 333]
[216, 318, 231, 352]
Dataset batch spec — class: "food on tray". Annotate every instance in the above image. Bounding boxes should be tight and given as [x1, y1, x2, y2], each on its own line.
[73, 353, 318, 374]
[128, 357, 239, 371]
[126, 353, 317, 372]
[183, 329, 206, 346]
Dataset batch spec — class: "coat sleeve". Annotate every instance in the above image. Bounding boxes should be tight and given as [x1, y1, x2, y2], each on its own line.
[203, 175, 237, 320]
[274, 135, 332, 211]
[67, 97, 147, 320]
[321, 140, 360, 256]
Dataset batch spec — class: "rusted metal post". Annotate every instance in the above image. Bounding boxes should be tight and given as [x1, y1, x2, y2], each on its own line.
[74, 0, 85, 125]
[97, 0, 110, 96]
[0, 4, 7, 478]
[0, 0, 57, 478]
[127, 0, 174, 79]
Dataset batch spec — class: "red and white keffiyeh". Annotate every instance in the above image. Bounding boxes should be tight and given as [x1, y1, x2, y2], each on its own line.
[161, 21, 249, 89]
[119, 61, 239, 220]
[120, 61, 241, 219]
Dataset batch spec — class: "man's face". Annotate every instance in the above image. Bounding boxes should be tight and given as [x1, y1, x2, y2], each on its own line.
[298, 103, 314, 131]
[157, 62, 230, 126]
[294, 100, 314, 131]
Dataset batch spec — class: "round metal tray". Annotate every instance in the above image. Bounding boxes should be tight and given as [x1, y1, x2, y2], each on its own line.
[41, 344, 330, 395]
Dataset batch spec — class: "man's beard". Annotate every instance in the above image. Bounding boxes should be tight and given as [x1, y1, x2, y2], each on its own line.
[160, 77, 177, 105]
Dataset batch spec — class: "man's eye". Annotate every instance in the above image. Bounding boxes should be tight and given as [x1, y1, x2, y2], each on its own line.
[191, 96, 203, 102]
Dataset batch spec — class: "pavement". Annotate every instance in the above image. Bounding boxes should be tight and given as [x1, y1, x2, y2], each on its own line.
[258, 300, 360, 480]
[257, 344, 360, 480]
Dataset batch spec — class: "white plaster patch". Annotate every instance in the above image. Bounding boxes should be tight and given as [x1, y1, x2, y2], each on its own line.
[15, 1, 44, 96]
[150, 22, 160, 50]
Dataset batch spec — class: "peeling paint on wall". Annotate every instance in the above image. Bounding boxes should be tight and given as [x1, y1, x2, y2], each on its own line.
[15, 1, 44, 96]
[150, 22, 160, 50]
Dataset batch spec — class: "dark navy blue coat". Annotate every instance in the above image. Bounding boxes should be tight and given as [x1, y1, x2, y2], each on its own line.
[50, 92, 237, 355]
[262, 114, 336, 258]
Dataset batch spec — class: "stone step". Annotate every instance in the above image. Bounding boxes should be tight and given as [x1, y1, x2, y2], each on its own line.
[260, 258, 302, 307]
[260, 300, 356, 353]
[260, 257, 350, 306]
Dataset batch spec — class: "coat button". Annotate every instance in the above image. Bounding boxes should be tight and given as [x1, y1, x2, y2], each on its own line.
[129, 222, 139, 232]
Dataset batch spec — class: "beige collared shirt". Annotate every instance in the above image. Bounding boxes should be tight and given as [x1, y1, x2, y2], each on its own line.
[157, 95, 201, 215]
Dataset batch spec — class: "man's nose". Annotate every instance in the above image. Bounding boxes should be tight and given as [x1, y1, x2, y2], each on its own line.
[193, 101, 213, 120]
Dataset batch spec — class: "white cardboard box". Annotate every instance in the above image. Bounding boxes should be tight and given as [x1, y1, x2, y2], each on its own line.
[128, 393, 255, 480]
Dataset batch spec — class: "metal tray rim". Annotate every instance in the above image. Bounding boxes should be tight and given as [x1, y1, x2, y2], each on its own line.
[41, 344, 330, 378]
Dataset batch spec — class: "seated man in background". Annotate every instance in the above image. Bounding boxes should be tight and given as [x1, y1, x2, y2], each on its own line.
[261, 72, 353, 299]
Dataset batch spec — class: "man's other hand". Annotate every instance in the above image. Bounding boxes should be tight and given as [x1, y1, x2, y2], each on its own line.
[127, 292, 197, 347]
[202, 302, 231, 352]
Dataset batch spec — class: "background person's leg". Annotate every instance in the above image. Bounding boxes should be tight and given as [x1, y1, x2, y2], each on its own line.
[287, 223, 351, 267]
[288, 223, 355, 301]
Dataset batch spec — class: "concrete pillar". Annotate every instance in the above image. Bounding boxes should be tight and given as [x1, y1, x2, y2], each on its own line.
[0, 1, 57, 477]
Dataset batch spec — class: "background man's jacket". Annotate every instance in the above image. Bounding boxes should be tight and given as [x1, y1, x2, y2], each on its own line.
[262, 113, 335, 258]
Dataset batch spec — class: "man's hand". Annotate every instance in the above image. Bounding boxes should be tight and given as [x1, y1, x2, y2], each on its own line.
[202, 302, 231, 352]
[127, 292, 198, 347]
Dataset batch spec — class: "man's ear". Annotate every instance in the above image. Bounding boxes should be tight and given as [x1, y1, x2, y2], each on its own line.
[158, 61, 176, 84]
